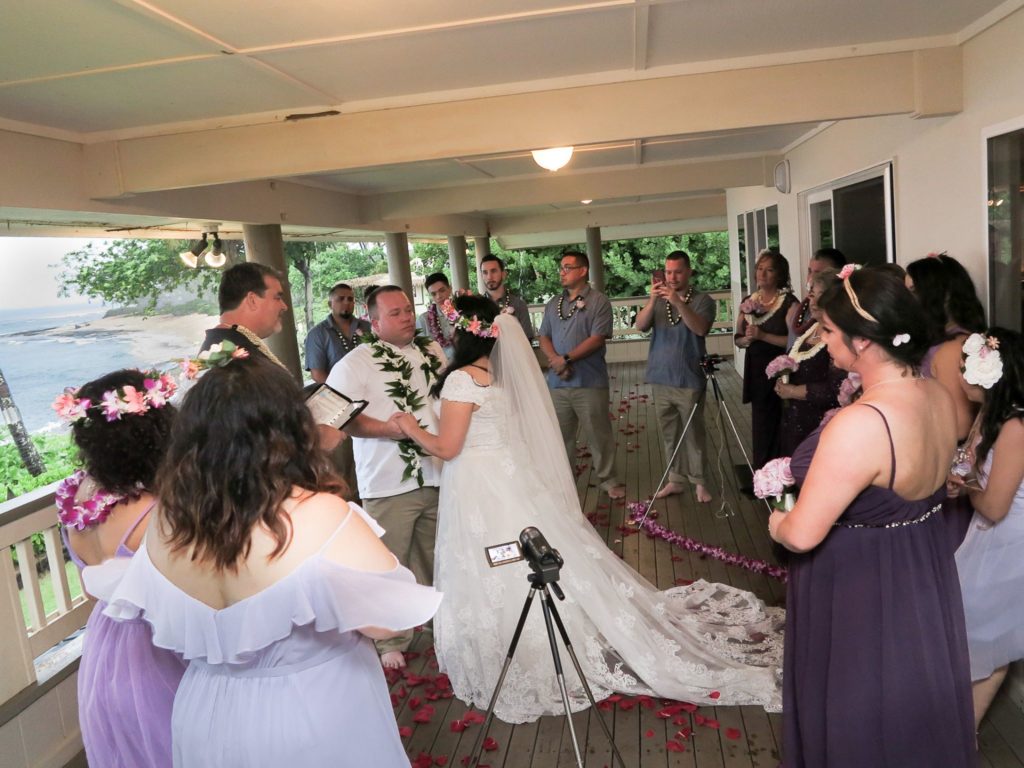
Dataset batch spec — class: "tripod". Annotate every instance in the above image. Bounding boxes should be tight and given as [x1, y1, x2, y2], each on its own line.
[464, 571, 626, 768]
[636, 364, 757, 526]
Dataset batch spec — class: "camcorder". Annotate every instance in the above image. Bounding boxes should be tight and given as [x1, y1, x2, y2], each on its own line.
[699, 354, 725, 375]
[485, 527, 564, 584]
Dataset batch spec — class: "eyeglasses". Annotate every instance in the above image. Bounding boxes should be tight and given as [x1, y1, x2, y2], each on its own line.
[558, 264, 584, 273]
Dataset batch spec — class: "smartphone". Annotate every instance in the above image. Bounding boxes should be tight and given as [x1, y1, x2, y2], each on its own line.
[652, 268, 665, 285]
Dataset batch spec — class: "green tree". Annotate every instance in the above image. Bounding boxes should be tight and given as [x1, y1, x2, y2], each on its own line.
[59, 239, 227, 311]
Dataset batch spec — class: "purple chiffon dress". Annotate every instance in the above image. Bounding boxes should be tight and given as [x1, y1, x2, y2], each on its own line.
[64, 503, 186, 768]
[783, 405, 975, 767]
[85, 503, 442, 768]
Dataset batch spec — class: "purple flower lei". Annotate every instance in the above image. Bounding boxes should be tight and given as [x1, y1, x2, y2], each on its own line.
[425, 303, 453, 348]
[627, 501, 788, 583]
[55, 470, 135, 531]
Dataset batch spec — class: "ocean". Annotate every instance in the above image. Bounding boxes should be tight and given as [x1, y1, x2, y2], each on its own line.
[0, 305, 162, 434]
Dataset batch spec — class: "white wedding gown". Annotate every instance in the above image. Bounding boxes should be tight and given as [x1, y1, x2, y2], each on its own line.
[432, 317, 783, 724]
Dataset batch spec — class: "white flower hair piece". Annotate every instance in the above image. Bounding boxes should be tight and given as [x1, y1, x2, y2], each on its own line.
[962, 332, 1003, 389]
[892, 333, 911, 347]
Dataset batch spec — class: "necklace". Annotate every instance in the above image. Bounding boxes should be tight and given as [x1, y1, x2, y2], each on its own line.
[425, 304, 453, 348]
[557, 294, 585, 321]
[664, 286, 695, 326]
[793, 297, 813, 332]
[226, 324, 288, 370]
[743, 290, 788, 327]
[330, 317, 359, 352]
[788, 321, 826, 363]
[55, 470, 141, 530]
[862, 375, 919, 395]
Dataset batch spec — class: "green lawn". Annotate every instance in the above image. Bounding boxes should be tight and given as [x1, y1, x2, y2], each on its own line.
[18, 562, 85, 628]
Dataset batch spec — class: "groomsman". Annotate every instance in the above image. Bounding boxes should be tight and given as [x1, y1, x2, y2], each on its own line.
[636, 250, 716, 502]
[480, 255, 534, 340]
[539, 251, 625, 499]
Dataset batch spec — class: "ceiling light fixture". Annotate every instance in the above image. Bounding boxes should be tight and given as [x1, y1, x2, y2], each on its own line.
[179, 233, 208, 268]
[580, 199, 593, 205]
[204, 234, 226, 267]
[531, 146, 574, 172]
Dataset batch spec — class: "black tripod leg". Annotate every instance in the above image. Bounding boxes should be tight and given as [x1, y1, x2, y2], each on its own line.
[542, 591, 628, 768]
[465, 586, 538, 767]
[538, 588, 585, 768]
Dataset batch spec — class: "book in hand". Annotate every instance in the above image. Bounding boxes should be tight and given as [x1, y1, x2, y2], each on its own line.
[304, 384, 368, 430]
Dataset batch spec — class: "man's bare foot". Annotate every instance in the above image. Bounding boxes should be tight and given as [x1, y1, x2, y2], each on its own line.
[695, 484, 713, 503]
[380, 651, 406, 669]
[606, 484, 627, 499]
[654, 481, 687, 499]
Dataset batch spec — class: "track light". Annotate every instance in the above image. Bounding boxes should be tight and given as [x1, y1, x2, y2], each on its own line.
[204, 235, 226, 267]
[531, 146, 574, 172]
[179, 233, 208, 268]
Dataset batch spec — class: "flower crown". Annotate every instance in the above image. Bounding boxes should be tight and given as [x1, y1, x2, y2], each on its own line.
[52, 372, 177, 425]
[179, 340, 250, 380]
[962, 333, 1003, 389]
[441, 299, 500, 339]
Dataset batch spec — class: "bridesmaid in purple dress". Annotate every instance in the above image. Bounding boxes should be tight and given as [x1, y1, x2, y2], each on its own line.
[775, 268, 845, 456]
[769, 267, 975, 767]
[735, 249, 798, 469]
[54, 369, 185, 768]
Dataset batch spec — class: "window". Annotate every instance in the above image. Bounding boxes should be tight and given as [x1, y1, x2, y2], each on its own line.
[987, 127, 1024, 331]
[737, 204, 780, 291]
[800, 163, 894, 266]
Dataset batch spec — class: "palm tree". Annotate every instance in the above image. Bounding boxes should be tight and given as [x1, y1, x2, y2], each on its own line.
[0, 367, 45, 477]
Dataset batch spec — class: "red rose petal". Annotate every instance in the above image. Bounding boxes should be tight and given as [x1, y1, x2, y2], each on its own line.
[644, 729, 655, 738]
[463, 710, 486, 724]
[709, 690, 721, 699]
[412, 709, 434, 724]
[726, 727, 741, 740]
[666, 740, 686, 752]
[449, 720, 467, 733]
[399, 726, 413, 738]
[703, 718, 720, 730]
[409, 697, 422, 710]
[435, 757, 449, 766]
[680, 701, 698, 712]
[483, 737, 499, 751]
[413, 753, 433, 768]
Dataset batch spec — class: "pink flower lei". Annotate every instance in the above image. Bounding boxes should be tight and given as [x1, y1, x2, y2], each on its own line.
[55, 470, 139, 530]
[52, 372, 177, 425]
[425, 303, 454, 347]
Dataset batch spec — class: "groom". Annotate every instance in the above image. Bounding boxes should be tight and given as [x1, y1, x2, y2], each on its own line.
[327, 286, 445, 669]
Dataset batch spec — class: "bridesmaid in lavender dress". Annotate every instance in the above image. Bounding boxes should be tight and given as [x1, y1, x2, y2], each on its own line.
[54, 369, 185, 768]
[89, 355, 441, 767]
[769, 267, 974, 767]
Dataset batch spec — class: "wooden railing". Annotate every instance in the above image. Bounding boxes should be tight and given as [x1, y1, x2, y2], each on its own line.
[0, 483, 91, 703]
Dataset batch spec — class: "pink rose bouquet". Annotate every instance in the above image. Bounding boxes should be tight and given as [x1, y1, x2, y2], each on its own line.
[740, 297, 763, 315]
[837, 371, 862, 407]
[753, 457, 796, 511]
[765, 355, 798, 380]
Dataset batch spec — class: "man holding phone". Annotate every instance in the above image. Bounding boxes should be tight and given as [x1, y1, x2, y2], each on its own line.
[636, 250, 717, 502]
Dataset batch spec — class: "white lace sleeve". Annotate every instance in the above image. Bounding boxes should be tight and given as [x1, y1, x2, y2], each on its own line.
[440, 369, 488, 406]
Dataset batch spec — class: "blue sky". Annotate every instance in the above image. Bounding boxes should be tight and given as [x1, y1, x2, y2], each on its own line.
[0, 237, 110, 309]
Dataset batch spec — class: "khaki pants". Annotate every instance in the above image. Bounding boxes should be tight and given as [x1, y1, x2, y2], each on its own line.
[550, 386, 622, 490]
[362, 486, 439, 654]
[651, 384, 707, 486]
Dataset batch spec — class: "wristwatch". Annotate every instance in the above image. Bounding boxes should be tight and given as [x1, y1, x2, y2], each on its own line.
[563, 354, 571, 364]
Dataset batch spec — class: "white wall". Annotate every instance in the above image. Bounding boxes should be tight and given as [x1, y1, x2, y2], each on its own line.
[728, 6, 1024, 304]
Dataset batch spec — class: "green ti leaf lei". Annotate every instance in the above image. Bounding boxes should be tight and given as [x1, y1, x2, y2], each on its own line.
[365, 332, 442, 487]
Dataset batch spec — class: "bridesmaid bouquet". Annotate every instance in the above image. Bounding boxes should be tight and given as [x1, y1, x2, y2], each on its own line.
[766, 354, 798, 383]
[739, 297, 766, 315]
[754, 457, 797, 511]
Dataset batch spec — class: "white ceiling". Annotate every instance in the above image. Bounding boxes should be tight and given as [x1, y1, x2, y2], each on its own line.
[0, 0, 1017, 244]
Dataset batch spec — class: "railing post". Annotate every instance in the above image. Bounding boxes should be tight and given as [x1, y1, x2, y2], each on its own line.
[0, 546, 37, 699]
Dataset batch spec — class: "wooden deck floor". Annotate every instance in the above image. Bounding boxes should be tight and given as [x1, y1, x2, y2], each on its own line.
[390, 360, 1024, 768]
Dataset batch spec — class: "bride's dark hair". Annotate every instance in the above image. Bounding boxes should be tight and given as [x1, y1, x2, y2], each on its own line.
[156, 355, 346, 571]
[430, 294, 499, 397]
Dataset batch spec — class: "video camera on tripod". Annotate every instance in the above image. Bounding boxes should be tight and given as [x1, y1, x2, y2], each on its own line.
[699, 353, 726, 375]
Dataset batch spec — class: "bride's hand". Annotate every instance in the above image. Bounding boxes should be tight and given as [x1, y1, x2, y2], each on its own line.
[391, 412, 419, 438]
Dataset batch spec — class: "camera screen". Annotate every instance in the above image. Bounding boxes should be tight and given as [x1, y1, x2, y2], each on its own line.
[485, 541, 524, 567]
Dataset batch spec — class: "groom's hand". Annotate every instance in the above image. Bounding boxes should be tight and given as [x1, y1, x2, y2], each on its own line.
[384, 412, 407, 440]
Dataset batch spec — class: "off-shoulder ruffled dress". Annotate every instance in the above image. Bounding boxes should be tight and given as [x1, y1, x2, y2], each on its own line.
[85, 504, 442, 768]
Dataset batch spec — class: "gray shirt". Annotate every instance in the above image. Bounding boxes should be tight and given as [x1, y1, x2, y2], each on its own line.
[488, 291, 535, 341]
[539, 284, 613, 389]
[644, 292, 716, 389]
[304, 315, 371, 374]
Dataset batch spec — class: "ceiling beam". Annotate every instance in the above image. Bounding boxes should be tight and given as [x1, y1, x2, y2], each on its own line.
[363, 156, 774, 219]
[82, 50, 954, 197]
[496, 216, 728, 250]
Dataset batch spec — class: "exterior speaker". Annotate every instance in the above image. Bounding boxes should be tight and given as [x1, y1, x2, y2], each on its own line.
[774, 160, 791, 194]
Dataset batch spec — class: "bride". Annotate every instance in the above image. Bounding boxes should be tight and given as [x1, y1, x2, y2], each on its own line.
[396, 295, 783, 724]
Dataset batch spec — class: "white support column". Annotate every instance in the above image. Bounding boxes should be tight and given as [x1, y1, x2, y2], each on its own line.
[473, 236, 491, 294]
[447, 235, 470, 293]
[241, 224, 302, 380]
[586, 226, 606, 292]
[385, 232, 414, 302]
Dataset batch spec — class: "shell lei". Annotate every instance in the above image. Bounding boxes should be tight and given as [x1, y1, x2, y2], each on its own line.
[743, 290, 788, 327]
[788, 321, 826, 364]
